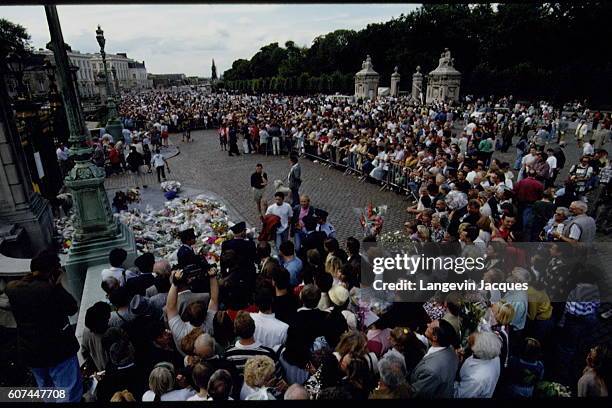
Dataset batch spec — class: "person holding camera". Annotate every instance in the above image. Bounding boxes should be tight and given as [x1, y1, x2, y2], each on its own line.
[5, 249, 82, 402]
[166, 266, 219, 356]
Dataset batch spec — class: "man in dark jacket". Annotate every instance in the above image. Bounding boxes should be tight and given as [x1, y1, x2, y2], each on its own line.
[290, 284, 329, 348]
[297, 215, 327, 262]
[177, 228, 208, 270]
[220, 222, 257, 288]
[5, 250, 82, 402]
[290, 194, 316, 252]
[126, 146, 147, 188]
[287, 154, 302, 206]
[228, 124, 240, 156]
[95, 338, 144, 402]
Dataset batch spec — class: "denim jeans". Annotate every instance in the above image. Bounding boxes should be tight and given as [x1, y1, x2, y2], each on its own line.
[290, 188, 300, 207]
[275, 229, 289, 254]
[272, 137, 280, 155]
[293, 229, 307, 252]
[514, 150, 524, 171]
[30, 354, 82, 403]
[521, 204, 535, 241]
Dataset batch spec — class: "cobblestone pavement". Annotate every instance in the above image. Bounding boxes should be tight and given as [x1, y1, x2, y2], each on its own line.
[103, 145, 180, 191]
[165, 130, 412, 242]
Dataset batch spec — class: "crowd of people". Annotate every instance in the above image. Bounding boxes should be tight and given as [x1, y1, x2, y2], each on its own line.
[9, 90, 610, 401]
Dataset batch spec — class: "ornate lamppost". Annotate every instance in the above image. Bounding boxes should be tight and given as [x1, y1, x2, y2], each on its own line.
[111, 66, 120, 96]
[95, 25, 123, 142]
[45, 5, 135, 300]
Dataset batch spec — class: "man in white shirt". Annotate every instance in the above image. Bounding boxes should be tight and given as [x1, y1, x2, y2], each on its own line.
[575, 119, 588, 148]
[545, 148, 558, 187]
[151, 148, 169, 183]
[583, 139, 595, 156]
[519, 146, 538, 181]
[166, 268, 218, 357]
[101, 248, 137, 286]
[265, 191, 293, 252]
[464, 121, 477, 136]
[250, 287, 288, 348]
[458, 134, 469, 154]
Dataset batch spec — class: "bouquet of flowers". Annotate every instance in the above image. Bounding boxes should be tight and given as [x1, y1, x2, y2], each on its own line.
[379, 230, 410, 244]
[534, 381, 572, 398]
[357, 202, 387, 238]
[459, 301, 486, 348]
[160, 180, 181, 193]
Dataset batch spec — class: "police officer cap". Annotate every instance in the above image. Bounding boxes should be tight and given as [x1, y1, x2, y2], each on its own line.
[230, 221, 246, 234]
[179, 228, 196, 241]
[315, 209, 329, 219]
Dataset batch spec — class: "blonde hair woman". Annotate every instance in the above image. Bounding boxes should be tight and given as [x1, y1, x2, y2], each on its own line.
[110, 390, 136, 402]
[325, 255, 343, 284]
[491, 301, 515, 369]
[242, 355, 277, 400]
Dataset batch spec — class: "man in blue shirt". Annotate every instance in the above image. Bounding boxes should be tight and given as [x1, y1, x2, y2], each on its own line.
[279, 241, 303, 287]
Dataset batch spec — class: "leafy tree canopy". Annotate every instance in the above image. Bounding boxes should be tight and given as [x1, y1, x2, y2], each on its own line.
[223, 2, 612, 104]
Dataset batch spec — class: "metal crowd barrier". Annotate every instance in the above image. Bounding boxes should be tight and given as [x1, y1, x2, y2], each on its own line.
[302, 140, 419, 201]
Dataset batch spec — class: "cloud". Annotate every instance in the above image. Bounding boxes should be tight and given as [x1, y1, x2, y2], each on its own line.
[0, 4, 419, 76]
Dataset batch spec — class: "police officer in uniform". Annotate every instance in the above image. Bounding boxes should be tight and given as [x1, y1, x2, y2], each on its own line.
[220, 222, 258, 288]
[177, 228, 211, 292]
[315, 209, 336, 238]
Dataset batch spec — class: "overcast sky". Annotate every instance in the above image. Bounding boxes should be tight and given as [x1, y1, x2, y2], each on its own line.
[0, 4, 418, 77]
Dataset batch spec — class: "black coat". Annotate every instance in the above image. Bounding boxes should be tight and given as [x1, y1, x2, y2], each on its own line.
[95, 365, 145, 402]
[297, 231, 327, 261]
[5, 276, 79, 368]
[220, 238, 257, 286]
[291, 309, 329, 347]
[447, 205, 468, 237]
[126, 151, 144, 172]
[177, 244, 209, 270]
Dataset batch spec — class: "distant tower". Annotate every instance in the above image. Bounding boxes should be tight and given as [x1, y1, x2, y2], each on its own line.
[390, 66, 400, 97]
[354, 55, 379, 100]
[211, 59, 217, 81]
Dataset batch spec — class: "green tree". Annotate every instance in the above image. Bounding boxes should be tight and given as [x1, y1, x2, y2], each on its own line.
[285, 76, 295, 94]
[297, 72, 310, 94]
[249, 43, 288, 78]
[0, 18, 32, 60]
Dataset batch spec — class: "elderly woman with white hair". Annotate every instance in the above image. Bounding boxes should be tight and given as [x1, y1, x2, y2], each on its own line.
[142, 362, 196, 401]
[454, 331, 502, 398]
[542, 206, 570, 241]
[446, 190, 469, 237]
[502, 267, 530, 351]
[371, 354, 413, 399]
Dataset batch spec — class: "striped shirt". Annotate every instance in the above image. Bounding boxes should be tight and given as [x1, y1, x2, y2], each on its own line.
[223, 341, 283, 381]
[565, 283, 600, 316]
